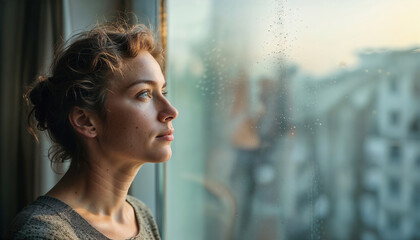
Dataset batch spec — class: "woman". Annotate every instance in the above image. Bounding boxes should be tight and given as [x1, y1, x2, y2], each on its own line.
[6, 21, 177, 239]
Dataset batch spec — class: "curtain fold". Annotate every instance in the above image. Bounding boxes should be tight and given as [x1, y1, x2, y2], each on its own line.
[0, 0, 64, 237]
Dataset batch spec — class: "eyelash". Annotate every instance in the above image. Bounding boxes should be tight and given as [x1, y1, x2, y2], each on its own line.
[137, 90, 151, 99]
[136, 89, 168, 100]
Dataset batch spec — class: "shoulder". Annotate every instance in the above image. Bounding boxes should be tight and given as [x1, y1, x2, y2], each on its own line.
[126, 195, 161, 240]
[126, 195, 156, 222]
[126, 195, 150, 212]
[6, 196, 76, 239]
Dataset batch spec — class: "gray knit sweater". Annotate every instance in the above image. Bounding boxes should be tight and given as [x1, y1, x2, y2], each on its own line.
[6, 195, 161, 239]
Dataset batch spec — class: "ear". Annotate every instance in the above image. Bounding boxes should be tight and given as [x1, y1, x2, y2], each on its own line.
[68, 107, 99, 138]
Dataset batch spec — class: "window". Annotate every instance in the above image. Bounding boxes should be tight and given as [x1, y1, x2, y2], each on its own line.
[390, 111, 400, 126]
[413, 74, 420, 96]
[387, 213, 401, 231]
[412, 183, 420, 208]
[410, 117, 420, 135]
[390, 78, 398, 93]
[388, 178, 401, 198]
[166, 0, 420, 239]
[389, 144, 401, 164]
[415, 218, 420, 233]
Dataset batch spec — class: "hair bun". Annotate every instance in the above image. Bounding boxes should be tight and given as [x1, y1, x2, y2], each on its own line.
[28, 76, 52, 130]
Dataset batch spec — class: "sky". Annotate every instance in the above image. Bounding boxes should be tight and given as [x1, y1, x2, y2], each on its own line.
[168, 0, 420, 78]
[276, 0, 420, 76]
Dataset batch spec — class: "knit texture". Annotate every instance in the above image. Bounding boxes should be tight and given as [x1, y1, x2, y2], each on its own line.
[6, 195, 161, 240]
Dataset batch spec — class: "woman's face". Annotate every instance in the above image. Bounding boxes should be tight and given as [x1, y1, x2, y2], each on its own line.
[96, 51, 178, 166]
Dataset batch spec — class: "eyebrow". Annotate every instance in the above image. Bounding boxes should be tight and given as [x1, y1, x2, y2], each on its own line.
[126, 79, 167, 89]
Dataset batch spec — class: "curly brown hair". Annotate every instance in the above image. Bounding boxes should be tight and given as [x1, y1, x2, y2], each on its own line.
[26, 21, 163, 170]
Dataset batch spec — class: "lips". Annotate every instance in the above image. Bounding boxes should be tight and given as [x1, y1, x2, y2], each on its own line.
[156, 129, 174, 141]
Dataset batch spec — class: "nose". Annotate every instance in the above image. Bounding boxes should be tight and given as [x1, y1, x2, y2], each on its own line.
[158, 98, 178, 123]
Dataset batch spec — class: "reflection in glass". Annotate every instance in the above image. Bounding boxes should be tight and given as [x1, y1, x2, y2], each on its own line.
[166, 0, 420, 239]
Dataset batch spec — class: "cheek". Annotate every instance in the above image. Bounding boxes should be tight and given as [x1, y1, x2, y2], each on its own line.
[103, 104, 151, 141]
[100, 99, 165, 161]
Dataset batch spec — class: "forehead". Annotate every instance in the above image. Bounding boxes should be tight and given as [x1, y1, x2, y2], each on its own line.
[112, 51, 165, 90]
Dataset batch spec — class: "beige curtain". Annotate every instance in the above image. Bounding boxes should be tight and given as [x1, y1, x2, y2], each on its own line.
[0, 0, 65, 236]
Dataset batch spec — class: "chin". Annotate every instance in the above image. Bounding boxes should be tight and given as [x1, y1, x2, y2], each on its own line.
[148, 149, 172, 163]
[161, 151, 172, 162]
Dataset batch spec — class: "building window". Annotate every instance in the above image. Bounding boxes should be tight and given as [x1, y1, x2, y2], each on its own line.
[415, 218, 420, 233]
[388, 178, 400, 198]
[390, 111, 400, 126]
[412, 183, 420, 208]
[390, 78, 398, 93]
[387, 213, 401, 231]
[389, 144, 401, 164]
[410, 117, 420, 135]
[413, 74, 420, 96]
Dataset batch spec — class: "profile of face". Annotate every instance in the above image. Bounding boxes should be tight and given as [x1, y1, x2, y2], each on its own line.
[93, 51, 178, 166]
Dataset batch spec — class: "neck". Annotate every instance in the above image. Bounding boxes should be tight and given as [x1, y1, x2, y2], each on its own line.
[48, 157, 143, 218]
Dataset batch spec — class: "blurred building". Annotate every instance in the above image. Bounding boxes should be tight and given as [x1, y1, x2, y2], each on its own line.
[272, 48, 420, 240]
[363, 49, 420, 240]
[283, 66, 377, 240]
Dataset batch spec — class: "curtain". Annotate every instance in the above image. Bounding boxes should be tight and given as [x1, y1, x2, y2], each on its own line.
[0, 0, 64, 236]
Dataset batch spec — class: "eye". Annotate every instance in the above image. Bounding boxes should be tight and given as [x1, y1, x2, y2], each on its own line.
[136, 90, 151, 100]
[162, 89, 168, 97]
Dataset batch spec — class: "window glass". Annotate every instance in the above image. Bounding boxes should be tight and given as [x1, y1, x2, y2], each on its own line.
[166, 0, 420, 239]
